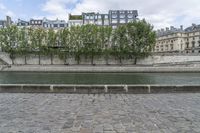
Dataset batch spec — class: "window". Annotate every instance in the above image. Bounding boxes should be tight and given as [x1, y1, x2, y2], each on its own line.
[192, 50, 194, 53]
[104, 15, 108, 19]
[111, 19, 117, 23]
[120, 15, 125, 18]
[192, 42, 195, 47]
[120, 19, 126, 23]
[60, 24, 65, 27]
[112, 14, 117, 18]
[90, 15, 94, 19]
[54, 24, 58, 27]
[98, 15, 102, 19]
[86, 15, 89, 19]
[128, 14, 133, 18]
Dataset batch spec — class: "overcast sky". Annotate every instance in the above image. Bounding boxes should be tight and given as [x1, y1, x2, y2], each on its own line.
[0, 0, 200, 29]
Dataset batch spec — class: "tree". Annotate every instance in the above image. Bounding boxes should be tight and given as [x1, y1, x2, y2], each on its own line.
[47, 29, 57, 64]
[112, 25, 129, 65]
[17, 28, 29, 64]
[34, 28, 46, 64]
[3, 26, 19, 64]
[126, 19, 156, 64]
[81, 24, 99, 65]
[60, 28, 71, 64]
[70, 26, 82, 64]
[98, 26, 112, 65]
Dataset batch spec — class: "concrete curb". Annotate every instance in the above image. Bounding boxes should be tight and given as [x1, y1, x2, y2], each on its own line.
[0, 84, 200, 94]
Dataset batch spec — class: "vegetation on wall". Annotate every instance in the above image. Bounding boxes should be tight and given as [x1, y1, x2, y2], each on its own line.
[0, 19, 156, 65]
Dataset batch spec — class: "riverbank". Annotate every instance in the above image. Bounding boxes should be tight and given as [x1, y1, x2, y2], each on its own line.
[1, 65, 200, 73]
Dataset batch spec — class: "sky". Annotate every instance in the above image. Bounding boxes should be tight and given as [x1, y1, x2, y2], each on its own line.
[0, 0, 200, 29]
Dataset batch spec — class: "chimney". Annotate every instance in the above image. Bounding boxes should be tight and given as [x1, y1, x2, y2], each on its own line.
[180, 25, 183, 30]
[166, 27, 169, 31]
[170, 26, 174, 30]
[6, 16, 12, 27]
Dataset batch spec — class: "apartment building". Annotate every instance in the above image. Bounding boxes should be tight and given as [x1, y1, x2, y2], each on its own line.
[82, 12, 109, 26]
[109, 10, 138, 28]
[30, 19, 43, 27]
[17, 19, 30, 27]
[68, 14, 83, 27]
[69, 10, 138, 28]
[184, 24, 200, 53]
[155, 24, 200, 54]
[43, 18, 67, 29]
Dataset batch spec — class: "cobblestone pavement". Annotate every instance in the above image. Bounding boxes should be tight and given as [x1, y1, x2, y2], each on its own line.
[0, 94, 200, 133]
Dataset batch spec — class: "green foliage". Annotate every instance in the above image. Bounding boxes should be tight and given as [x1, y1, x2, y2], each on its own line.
[0, 20, 156, 64]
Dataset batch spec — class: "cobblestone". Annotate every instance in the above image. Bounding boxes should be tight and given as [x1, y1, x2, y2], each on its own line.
[0, 93, 200, 133]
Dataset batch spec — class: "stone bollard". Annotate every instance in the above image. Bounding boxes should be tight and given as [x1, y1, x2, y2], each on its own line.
[104, 85, 108, 93]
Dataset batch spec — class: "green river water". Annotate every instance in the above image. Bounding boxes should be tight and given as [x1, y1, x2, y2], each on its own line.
[0, 72, 200, 85]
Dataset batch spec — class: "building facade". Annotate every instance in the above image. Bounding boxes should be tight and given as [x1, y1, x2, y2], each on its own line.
[30, 19, 43, 27]
[82, 12, 109, 26]
[70, 10, 138, 28]
[155, 24, 200, 54]
[68, 14, 83, 27]
[17, 19, 30, 27]
[43, 18, 67, 29]
[109, 10, 138, 28]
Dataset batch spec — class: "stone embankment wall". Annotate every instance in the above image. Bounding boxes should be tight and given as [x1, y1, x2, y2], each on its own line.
[137, 56, 200, 65]
[1, 52, 200, 65]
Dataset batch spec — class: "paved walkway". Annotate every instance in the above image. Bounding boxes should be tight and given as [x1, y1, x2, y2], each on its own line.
[2, 65, 200, 72]
[0, 94, 200, 133]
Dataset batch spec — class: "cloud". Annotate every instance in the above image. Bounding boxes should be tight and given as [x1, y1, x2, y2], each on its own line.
[42, 0, 79, 20]
[42, 0, 200, 29]
[0, 2, 15, 18]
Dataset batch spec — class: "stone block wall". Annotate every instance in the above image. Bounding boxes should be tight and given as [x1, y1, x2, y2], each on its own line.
[1, 52, 200, 65]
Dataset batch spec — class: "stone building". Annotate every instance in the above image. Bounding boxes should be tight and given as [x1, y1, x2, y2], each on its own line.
[82, 12, 109, 26]
[69, 10, 138, 28]
[43, 18, 67, 29]
[155, 24, 200, 54]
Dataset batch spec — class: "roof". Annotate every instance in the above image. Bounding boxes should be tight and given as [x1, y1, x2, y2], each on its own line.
[184, 24, 200, 32]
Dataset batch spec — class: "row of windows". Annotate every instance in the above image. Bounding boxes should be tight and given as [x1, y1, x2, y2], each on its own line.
[43, 24, 66, 28]
[111, 14, 135, 19]
[84, 15, 109, 20]
[111, 11, 135, 14]
[30, 21, 42, 25]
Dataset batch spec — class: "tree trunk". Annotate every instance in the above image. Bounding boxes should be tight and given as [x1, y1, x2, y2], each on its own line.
[119, 56, 122, 66]
[106, 54, 109, 65]
[25, 55, 27, 65]
[51, 54, 53, 65]
[134, 57, 137, 65]
[77, 55, 80, 65]
[64, 53, 67, 65]
[39, 53, 41, 65]
[91, 55, 94, 66]
[11, 53, 14, 65]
